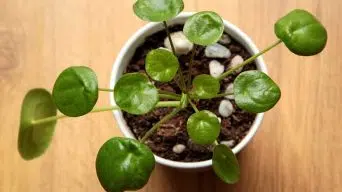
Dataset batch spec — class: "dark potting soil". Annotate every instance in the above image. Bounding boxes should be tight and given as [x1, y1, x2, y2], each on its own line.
[123, 25, 257, 162]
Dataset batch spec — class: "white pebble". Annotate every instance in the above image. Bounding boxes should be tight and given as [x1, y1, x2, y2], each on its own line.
[225, 83, 234, 100]
[219, 34, 232, 45]
[205, 43, 231, 58]
[229, 55, 244, 73]
[220, 140, 235, 148]
[172, 144, 186, 154]
[164, 31, 194, 55]
[218, 100, 234, 117]
[209, 60, 225, 78]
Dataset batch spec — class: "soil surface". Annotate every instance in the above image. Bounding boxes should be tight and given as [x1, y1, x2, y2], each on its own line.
[123, 25, 257, 162]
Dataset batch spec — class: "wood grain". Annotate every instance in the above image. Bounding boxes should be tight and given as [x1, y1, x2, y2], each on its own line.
[1, 0, 341, 191]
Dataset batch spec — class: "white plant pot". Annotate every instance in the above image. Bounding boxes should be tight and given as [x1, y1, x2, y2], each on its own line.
[110, 12, 266, 170]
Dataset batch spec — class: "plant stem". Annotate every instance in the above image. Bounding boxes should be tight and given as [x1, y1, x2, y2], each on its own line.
[217, 39, 282, 80]
[163, 21, 176, 54]
[176, 68, 187, 92]
[31, 106, 120, 125]
[89, 106, 120, 113]
[158, 94, 181, 100]
[163, 21, 187, 92]
[31, 101, 179, 126]
[155, 101, 180, 108]
[214, 140, 219, 146]
[98, 88, 114, 92]
[140, 108, 182, 143]
[186, 45, 197, 89]
[190, 92, 233, 100]
[158, 90, 182, 98]
[188, 99, 199, 113]
[31, 114, 67, 125]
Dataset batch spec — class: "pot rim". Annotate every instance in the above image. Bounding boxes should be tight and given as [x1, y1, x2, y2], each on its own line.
[110, 12, 266, 169]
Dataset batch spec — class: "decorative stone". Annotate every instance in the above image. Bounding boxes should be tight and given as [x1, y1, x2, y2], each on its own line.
[225, 83, 234, 100]
[164, 31, 194, 55]
[229, 55, 244, 73]
[219, 34, 232, 45]
[209, 60, 225, 78]
[218, 99, 234, 117]
[220, 140, 235, 148]
[205, 43, 231, 58]
[172, 144, 186, 154]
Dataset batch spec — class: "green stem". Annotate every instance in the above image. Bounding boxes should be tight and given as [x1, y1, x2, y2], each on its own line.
[190, 92, 233, 100]
[159, 94, 181, 100]
[140, 108, 182, 143]
[177, 68, 187, 92]
[217, 40, 282, 80]
[158, 90, 181, 98]
[155, 101, 180, 108]
[31, 114, 67, 125]
[31, 106, 120, 125]
[186, 45, 197, 90]
[188, 99, 199, 113]
[214, 140, 219, 146]
[163, 21, 187, 92]
[89, 106, 120, 113]
[163, 21, 176, 54]
[98, 88, 114, 92]
[31, 101, 179, 126]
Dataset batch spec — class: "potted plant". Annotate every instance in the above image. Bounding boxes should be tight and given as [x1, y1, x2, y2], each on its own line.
[111, 11, 268, 171]
[17, 0, 327, 191]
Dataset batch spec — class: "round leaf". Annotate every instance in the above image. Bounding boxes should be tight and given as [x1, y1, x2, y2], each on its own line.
[187, 110, 220, 145]
[234, 70, 281, 113]
[114, 73, 159, 115]
[96, 137, 155, 192]
[52, 66, 98, 117]
[213, 144, 240, 184]
[191, 74, 220, 99]
[145, 49, 179, 82]
[133, 0, 184, 22]
[275, 9, 327, 56]
[18, 89, 57, 160]
[183, 11, 224, 45]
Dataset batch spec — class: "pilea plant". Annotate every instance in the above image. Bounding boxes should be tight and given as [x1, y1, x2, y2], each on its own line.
[17, 0, 327, 191]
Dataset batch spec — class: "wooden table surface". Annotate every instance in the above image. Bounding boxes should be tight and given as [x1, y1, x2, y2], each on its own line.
[1, 0, 341, 191]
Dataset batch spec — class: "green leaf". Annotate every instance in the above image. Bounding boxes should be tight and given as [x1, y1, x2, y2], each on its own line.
[213, 144, 240, 184]
[187, 110, 220, 145]
[234, 70, 281, 113]
[133, 0, 184, 22]
[114, 73, 159, 115]
[183, 11, 224, 45]
[18, 89, 57, 160]
[274, 9, 327, 56]
[145, 49, 179, 82]
[52, 66, 98, 117]
[96, 137, 155, 192]
[191, 74, 220, 99]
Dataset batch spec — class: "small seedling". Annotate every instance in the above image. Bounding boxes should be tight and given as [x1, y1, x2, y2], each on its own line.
[17, 0, 327, 191]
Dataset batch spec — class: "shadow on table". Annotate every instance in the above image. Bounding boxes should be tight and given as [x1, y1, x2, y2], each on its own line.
[145, 151, 281, 192]
[146, 163, 238, 192]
